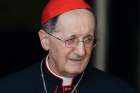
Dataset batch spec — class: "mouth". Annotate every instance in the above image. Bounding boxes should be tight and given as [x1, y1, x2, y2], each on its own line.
[68, 58, 82, 63]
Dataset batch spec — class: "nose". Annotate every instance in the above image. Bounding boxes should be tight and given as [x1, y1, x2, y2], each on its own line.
[74, 41, 86, 57]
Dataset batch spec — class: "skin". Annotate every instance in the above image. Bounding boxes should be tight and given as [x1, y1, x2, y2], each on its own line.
[38, 9, 96, 78]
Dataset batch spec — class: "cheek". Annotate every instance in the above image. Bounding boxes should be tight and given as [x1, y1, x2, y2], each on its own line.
[49, 43, 58, 58]
[86, 48, 93, 56]
[83, 48, 93, 64]
[49, 40, 71, 64]
[57, 46, 72, 63]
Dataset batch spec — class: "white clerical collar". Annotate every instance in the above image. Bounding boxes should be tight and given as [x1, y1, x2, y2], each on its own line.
[46, 56, 73, 86]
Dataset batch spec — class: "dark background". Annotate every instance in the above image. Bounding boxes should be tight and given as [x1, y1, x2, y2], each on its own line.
[0, 0, 139, 90]
[107, 0, 139, 89]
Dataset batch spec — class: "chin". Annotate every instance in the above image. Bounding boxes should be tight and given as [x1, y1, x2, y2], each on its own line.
[66, 71, 82, 77]
[66, 67, 84, 77]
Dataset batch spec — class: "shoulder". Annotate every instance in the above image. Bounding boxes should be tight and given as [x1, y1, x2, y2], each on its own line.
[0, 62, 43, 92]
[0, 62, 40, 80]
[82, 66, 136, 93]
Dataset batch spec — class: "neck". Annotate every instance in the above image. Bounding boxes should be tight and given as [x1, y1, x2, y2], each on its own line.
[46, 56, 74, 86]
[46, 55, 77, 78]
[41, 57, 84, 93]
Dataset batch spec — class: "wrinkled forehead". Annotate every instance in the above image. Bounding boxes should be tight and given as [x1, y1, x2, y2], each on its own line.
[54, 9, 96, 37]
[53, 30, 95, 40]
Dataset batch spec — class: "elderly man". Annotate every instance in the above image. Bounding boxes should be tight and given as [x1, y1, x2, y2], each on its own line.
[0, 0, 136, 93]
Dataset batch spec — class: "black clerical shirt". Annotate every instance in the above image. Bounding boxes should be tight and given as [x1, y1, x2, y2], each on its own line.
[0, 58, 136, 93]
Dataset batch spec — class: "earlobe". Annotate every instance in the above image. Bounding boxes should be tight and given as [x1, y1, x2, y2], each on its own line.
[38, 29, 50, 51]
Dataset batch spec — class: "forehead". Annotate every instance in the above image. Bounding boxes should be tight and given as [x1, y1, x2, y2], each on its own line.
[55, 9, 96, 37]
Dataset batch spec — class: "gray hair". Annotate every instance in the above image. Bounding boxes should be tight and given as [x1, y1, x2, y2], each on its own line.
[42, 16, 58, 33]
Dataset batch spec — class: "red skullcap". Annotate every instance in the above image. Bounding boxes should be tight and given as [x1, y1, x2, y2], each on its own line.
[41, 0, 91, 24]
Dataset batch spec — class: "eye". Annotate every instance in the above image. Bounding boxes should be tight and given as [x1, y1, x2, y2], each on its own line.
[84, 36, 94, 44]
[65, 38, 77, 45]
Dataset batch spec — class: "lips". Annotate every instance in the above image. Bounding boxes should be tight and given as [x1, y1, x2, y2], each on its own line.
[68, 58, 82, 62]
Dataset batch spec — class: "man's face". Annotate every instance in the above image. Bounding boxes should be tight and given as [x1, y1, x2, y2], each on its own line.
[39, 9, 96, 77]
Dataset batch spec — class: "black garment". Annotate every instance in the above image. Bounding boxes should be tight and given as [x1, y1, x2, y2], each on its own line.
[0, 60, 136, 93]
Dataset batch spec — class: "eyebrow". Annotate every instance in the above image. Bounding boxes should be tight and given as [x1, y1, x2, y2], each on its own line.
[64, 33, 94, 40]
[67, 34, 77, 38]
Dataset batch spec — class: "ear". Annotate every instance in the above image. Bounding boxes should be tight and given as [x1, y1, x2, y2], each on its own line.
[38, 29, 50, 51]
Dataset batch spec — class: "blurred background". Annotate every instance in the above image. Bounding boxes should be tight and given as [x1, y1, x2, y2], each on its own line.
[0, 0, 139, 91]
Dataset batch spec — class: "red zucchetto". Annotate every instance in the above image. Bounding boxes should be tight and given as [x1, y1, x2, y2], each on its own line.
[41, 0, 91, 24]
